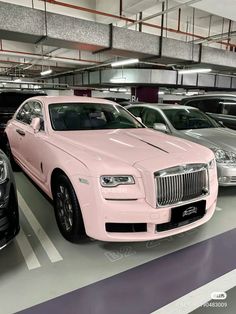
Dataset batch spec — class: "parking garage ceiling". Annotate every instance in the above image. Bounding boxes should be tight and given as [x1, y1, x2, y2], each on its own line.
[0, 0, 236, 89]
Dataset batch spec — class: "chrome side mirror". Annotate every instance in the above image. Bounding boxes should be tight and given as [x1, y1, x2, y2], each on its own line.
[30, 117, 41, 133]
[153, 123, 168, 133]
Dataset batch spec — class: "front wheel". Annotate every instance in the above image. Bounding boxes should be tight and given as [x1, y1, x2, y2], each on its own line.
[52, 174, 86, 242]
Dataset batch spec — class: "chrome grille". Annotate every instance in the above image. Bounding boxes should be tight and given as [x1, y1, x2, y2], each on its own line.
[155, 164, 208, 207]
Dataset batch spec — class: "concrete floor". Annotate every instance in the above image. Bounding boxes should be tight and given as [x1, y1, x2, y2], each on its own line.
[0, 172, 235, 314]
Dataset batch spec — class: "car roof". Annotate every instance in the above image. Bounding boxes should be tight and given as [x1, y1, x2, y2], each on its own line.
[127, 103, 197, 110]
[182, 93, 236, 100]
[24, 96, 120, 106]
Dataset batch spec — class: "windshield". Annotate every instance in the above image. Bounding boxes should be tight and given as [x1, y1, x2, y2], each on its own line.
[163, 108, 220, 130]
[49, 103, 144, 131]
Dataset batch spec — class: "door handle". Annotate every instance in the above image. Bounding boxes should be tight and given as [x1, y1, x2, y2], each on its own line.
[16, 129, 25, 136]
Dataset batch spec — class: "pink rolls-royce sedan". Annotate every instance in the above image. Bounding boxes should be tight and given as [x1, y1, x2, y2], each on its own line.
[4, 96, 218, 242]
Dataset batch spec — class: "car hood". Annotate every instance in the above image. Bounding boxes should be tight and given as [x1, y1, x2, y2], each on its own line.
[52, 128, 213, 170]
[179, 127, 236, 152]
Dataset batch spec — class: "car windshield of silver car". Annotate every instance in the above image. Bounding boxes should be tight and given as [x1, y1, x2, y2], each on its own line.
[163, 108, 220, 130]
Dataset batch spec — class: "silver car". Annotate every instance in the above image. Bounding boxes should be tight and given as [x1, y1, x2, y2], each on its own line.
[127, 103, 236, 186]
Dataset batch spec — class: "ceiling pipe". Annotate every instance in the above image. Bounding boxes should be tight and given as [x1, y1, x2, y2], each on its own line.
[41, 0, 234, 49]
[0, 48, 101, 66]
[35, 62, 112, 80]
[191, 30, 236, 45]
[0, 79, 69, 88]
[125, 0, 202, 28]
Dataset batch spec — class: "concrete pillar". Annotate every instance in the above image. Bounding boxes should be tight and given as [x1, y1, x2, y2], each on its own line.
[74, 89, 92, 97]
[131, 86, 159, 103]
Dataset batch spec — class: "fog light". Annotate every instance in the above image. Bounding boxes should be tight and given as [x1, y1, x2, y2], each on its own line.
[218, 176, 230, 183]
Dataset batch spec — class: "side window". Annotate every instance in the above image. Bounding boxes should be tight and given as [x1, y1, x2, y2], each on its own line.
[142, 108, 166, 128]
[187, 99, 222, 114]
[185, 99, 202, 109]
[16, 103, 31, 124]
[223, 101, 236, 116]
[128, 107, 143, 117]
[16, 101, 44, 130]
[201, 99, 222, 114]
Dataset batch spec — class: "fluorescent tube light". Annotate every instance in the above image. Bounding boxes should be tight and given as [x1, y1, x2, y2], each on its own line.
[110, 77, 127, 83]
[40, 69, 52, 76]
[111, 59, 139, 67]
[178, 68, 212, 75]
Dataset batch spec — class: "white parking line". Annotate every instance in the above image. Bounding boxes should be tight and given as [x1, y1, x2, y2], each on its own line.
[151, 269, 236, 314]
[16, 229, 41, 271]
[18, 192, 63, 263]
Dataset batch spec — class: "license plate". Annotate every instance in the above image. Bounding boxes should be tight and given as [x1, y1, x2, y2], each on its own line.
[171, 200, 206, 224]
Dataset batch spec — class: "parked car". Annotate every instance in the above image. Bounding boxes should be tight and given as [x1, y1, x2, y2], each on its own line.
[127, 103, 236, 186]
[5, 96, 218, 242]
[0, 150, 19, 249]
[180, 94, 236, 130]
[0, 90, 46, 147]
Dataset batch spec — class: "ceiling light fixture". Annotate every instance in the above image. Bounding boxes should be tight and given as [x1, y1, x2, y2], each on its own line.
[40, 69, 52, 76]
[178, 68, 212, 75]
[13, 78, 22, 83]
[111, 59, 139, 67]
[110, 77, 127, 83]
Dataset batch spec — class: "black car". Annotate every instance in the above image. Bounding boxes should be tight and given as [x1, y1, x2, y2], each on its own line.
[0, 90, 46, 146]
[180, 94, 236, 130]
[0, 150, 19, 249]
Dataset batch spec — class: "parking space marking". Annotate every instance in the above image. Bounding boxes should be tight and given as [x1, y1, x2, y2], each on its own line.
[151, 269, 236, 314]
[18, 192, 63, 264]
[16, 229, 41, 271]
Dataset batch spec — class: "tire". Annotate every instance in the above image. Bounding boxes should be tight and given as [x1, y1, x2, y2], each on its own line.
[4, 138, 20, 172]
[52, 174, 86, 242]
[8, 187, 20, 236]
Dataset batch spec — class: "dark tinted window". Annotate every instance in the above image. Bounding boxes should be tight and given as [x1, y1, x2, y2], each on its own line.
[16, 101, 44, 127]
[49, 103, 144, 131]
[128, 106, 143, 117]
[186, 98, 223, 114]
[222, 101, 236, 116]
[163, 108, 220, 130]
[142, 108, 166, 128]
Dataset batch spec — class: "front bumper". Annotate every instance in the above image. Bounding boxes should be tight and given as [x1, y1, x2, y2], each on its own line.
[217, 164, 236, 186]
[74, 176, 218, 242]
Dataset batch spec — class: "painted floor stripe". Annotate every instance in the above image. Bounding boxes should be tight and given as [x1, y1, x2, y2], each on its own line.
[17, 228, 236, 314]
[16, 229, 41, 271]
[151, 269, 236, 314]
[18, 192, 63, 263]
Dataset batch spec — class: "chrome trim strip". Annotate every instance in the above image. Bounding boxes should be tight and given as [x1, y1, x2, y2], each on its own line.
[155, 164, 209, 208]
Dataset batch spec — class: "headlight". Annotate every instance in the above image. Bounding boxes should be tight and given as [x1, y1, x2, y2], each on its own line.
[100, 175, 135, 187]
[211, 148, 236, 164]
[0, 158, 7, 184]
